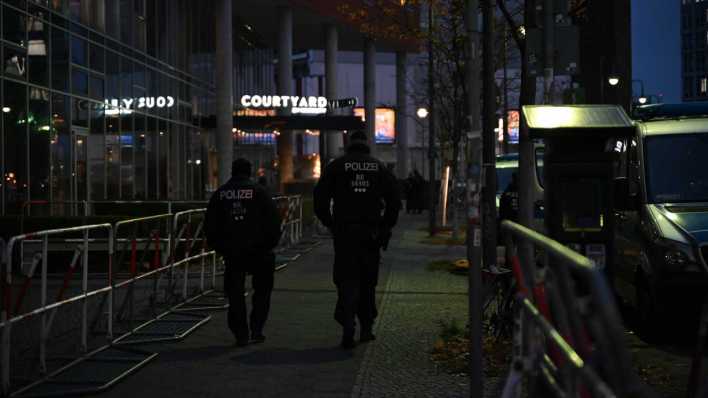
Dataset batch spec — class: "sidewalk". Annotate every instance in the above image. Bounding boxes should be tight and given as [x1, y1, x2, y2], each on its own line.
[101, 214, 472, 397]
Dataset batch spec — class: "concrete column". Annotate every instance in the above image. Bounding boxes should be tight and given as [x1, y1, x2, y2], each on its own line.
[395, 51, 409, 179]
[325, 25, 342, 161]
[364, 38, 377, 155]
[215, 0, 233, 185]
[277, 6, 294, 186]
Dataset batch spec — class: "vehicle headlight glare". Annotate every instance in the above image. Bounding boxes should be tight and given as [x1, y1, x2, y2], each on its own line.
[658, 239, 697, 269]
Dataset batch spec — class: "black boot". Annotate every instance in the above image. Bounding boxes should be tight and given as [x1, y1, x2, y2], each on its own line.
[340, 328, 356, 349]
[360, 325, 376, 342]
[251, 331, 266, 343]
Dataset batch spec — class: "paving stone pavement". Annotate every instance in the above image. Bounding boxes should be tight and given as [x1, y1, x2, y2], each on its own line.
[97, 214, 505, 398]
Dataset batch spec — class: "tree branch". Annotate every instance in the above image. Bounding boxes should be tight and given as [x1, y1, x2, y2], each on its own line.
[497, 0, 524, 51]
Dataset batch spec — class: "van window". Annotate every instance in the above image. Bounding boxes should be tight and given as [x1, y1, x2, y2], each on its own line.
[645, 134, 708, 203]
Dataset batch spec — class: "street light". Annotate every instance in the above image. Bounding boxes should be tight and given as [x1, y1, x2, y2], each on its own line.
[607, 75, 620, 87]
[416, 107, 429, 176]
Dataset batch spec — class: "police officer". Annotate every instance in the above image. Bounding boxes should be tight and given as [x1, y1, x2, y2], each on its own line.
[205, 158, 282, 346]
[499, 171, 519, 223]
[313, 130, 401, 349]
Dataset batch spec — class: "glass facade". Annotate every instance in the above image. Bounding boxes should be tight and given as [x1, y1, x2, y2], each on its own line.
[0, 0, 215, 214]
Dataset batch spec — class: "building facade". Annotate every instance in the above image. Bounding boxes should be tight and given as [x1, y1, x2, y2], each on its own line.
[0, 0, 421, 215]
[0, 0, 215, 215]
[681, 0, 708, 101]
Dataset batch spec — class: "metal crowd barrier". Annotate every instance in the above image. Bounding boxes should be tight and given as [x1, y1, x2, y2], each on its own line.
[20, 200, 208, 218]
[1, 224, 114, 396]
[110, 214, 175, 339]
[172, 209, 215, 296]
[273, 195, 303, 247]
[1, 195, 312, 396]
[499, 220, 653, 398]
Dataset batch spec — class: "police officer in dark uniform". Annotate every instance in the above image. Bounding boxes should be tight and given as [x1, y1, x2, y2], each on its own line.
[205, 158, 282, 346]
[499, 171, 519, 222]
[313, 130, 401, 349]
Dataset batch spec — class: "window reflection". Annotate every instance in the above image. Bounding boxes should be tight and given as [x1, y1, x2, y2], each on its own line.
[106, 114, 120, 199]
[158, 119, 168, 198]
[2, 81, 28, 214]
[51, 93, 71, 211]
[0, 0, 212, 213]
[51, 28, 70, 90]
[72, 68, 88, 95]
[89, 102, 106, 200]
[27, 10, 49, 86]
[134, 115, 147, 199]
[71, 34, 87, 66]
[4, 6, 27, 47]
[121, 115, 134, 199]
[4, 46, 27, 79]
[146, 117, 157, 199]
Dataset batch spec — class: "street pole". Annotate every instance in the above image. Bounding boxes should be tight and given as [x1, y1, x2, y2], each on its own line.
[465, 0, 483, 396]
[482, 0, 497, 271]
[502, 26, 509, 154]
[518, 0, 536, 288]
[543, 0, 554, 104]
[427, 0, 437, 236]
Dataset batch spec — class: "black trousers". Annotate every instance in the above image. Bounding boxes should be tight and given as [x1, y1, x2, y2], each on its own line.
[223, 254, 275, 341]
[332, 225, 381, 333]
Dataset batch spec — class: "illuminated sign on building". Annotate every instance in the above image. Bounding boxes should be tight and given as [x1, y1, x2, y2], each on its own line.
[508, 110, 519, 144]
[354, 107, 396, 144]
[238, 96, 358, 115]
[104, 96, 176, 115]
[241, 95, 328, 115]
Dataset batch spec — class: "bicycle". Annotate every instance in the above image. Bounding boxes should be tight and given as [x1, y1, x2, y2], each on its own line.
[481, 264, 517, 339]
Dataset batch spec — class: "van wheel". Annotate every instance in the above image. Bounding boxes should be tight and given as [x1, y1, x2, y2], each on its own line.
[635, 269, 665, 342]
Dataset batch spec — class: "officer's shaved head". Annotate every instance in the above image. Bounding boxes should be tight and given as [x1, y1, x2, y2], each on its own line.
[231, 158, 252, 177]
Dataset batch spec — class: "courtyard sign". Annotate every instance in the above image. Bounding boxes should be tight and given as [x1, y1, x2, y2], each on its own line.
[241, 95, 328, 114]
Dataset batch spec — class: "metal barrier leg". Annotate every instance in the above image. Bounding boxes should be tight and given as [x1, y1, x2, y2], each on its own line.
[1, 323, 9, 396]
[81, 230, 89, 353]
[108, 230, 115, 342]
[39, 235, 48, 374]
[182, 260, 189, 300]
[212, 253, 217, 290]
[200, 246, 206, 293]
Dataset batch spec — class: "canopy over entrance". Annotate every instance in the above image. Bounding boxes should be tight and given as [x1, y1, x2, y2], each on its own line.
[199, 115, 365, 131]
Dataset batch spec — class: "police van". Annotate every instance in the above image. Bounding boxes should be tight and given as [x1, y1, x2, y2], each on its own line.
[613, 103, 708, 335]
[495, 148, 545, 231]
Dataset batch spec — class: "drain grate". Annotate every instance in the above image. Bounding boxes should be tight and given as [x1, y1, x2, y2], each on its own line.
[12, 346, 156, 398]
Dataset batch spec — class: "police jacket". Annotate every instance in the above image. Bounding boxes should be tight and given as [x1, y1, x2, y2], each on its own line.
[205, 176, 282, 259]
[499, 182, 519, 222]
[313, 144, 401, 231]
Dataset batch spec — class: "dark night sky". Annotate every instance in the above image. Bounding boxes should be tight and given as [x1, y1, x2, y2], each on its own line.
[631, 0, 681, 103]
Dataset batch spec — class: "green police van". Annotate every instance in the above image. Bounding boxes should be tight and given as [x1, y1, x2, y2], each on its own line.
[613, 103, 708, 335]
